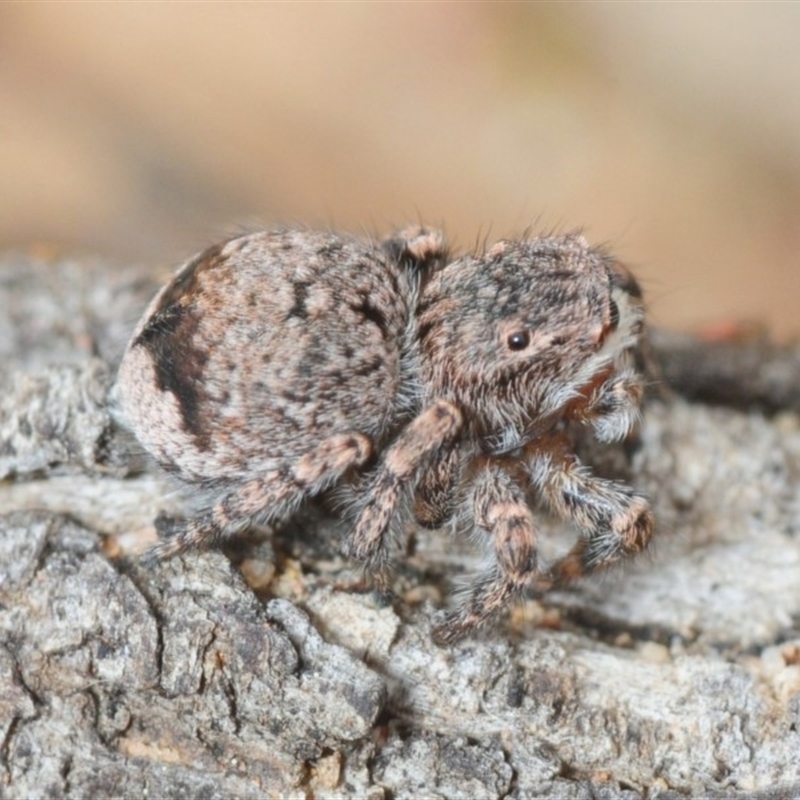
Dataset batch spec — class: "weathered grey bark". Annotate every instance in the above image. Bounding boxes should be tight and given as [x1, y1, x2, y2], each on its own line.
[2, 252, 800, 799]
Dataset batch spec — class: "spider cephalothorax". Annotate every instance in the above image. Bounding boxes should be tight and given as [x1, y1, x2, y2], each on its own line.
[415, 235, 643, 440]
[115, 226, 653, 643]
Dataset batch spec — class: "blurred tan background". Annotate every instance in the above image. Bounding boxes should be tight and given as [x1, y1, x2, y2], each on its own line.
[2, 3, 799, 338]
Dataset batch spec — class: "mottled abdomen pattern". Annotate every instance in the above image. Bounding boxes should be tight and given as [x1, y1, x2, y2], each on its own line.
[117, 230, 413, 483]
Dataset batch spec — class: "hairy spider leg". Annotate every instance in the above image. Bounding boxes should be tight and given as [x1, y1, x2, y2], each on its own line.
[525, 435, 654, 586]
[433, 461, 540, 644]
[142, 433, 372, 564]
[344, 400, 463, 589]
[413, 443, 461, 529]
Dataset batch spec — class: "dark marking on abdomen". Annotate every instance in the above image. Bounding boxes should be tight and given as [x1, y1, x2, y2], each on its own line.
[350, 294, 389, 339]
[352, 356, 385, 379]
[286, 281, 312, 321]
[134, 303, 213, 452]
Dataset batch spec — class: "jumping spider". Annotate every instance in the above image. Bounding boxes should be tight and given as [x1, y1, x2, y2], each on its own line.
[115, 226, 653, 643]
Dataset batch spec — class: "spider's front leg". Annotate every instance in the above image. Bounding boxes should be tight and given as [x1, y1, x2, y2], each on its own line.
[433, 461, 540, 644]
[344, 400, 463, 590]
[526, 435, 653, 587]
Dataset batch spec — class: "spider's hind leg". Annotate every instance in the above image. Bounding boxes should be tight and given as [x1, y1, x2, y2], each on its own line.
[142, 433, 373, 565]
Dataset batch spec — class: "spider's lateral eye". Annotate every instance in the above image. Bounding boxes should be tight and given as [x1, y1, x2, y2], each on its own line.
[506, 330, 530, 351]
[609, 299, 620, 331]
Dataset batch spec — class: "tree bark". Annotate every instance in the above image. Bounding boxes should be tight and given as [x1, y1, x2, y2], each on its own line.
[2, 253, 800, 799]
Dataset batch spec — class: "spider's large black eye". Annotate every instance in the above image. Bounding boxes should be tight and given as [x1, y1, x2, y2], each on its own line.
[506, 330, 530, 351]
[609, 299, 620, 331]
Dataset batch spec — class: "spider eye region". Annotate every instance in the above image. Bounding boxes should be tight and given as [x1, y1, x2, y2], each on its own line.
[506, 330, 530, 351]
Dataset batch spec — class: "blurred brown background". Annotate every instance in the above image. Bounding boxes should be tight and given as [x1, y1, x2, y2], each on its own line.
[2, 4, 799, 338]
